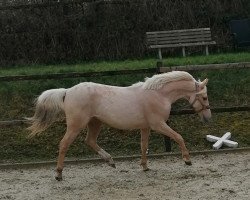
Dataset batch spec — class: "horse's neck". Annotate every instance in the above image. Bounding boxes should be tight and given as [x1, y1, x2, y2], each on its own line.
[161, 80, 195, 103]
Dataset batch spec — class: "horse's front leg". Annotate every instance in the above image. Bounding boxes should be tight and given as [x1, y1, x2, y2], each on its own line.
[140, 128, 150, 171]
[152, 121, 192, 165]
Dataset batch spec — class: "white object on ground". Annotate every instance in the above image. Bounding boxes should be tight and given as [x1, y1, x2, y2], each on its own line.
[206, 132, 238, 150]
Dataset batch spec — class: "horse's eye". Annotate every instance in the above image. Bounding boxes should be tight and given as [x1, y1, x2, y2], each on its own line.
[203, 97, 208, 101]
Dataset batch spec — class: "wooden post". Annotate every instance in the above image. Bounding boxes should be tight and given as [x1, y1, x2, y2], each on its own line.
[156, 59, 163, 74]
[164, 135, 172, 152]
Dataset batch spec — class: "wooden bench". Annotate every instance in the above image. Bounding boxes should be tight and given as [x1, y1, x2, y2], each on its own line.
[146, 28, 216, 59]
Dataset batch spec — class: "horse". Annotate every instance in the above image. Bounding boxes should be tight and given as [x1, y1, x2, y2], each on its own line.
[27, 71, 211, 181]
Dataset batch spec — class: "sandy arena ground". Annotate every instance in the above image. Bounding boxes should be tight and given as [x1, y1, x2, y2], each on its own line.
[0, 151, 249, 200]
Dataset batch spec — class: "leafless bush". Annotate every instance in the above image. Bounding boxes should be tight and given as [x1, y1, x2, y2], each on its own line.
[0, 0, 249, 65]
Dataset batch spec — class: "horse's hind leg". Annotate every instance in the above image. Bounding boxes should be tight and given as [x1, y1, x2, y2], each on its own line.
[55, 117, 88, 181]
[85, 117, 115, 168]
[140, 128, 150, 171]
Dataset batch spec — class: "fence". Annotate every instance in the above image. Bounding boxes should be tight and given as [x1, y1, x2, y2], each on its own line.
[1, 62, 249, 127]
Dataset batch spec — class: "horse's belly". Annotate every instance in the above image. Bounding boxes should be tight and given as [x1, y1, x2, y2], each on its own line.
[95, 109, 147, 130]
[102, 117, 147, 130]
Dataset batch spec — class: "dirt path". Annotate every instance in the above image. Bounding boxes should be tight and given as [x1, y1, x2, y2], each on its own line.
[0, 151, 249, 200]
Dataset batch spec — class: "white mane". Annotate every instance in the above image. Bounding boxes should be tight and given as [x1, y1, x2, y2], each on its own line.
[140, 71, 195, 90]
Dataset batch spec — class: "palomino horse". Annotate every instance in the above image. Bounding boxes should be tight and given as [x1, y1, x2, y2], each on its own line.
[27, 71, 211, 181]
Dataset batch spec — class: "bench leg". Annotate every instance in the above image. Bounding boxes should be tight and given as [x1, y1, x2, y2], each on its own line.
[205, 45, 209, 56]
[158, 48, 162, 60]
[182, 47, 186, 57]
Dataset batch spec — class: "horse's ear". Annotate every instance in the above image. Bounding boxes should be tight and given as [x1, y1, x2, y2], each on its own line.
[200, 78, 208, 88]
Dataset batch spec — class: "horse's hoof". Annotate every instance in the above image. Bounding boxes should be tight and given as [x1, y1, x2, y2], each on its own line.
[55, 176, 63, 181]
[185, 161, 192, 166]
[143, 167, 150, 172]
[109, 163, 116, 168]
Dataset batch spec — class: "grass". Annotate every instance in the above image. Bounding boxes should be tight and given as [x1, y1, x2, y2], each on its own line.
[0, 52, 250, 76]
[0, 52, 249, 163]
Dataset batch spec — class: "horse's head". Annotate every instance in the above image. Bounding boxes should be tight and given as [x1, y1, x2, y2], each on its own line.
[189, 78, 212, 122]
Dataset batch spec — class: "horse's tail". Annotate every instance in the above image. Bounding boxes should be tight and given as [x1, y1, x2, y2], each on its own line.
[26, 88, 67, 137]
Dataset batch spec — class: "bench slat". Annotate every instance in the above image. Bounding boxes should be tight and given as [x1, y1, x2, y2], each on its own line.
[147, 34, 211, 40]
[149, 41, 216, 49]
[147, 35, 212, 43]
[146, 28, 211, 35]
[148, 37, 213, 45]
[146, 30, 211, 39]
[147, 33, 212, 40]
[147, 33, 212, 41]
